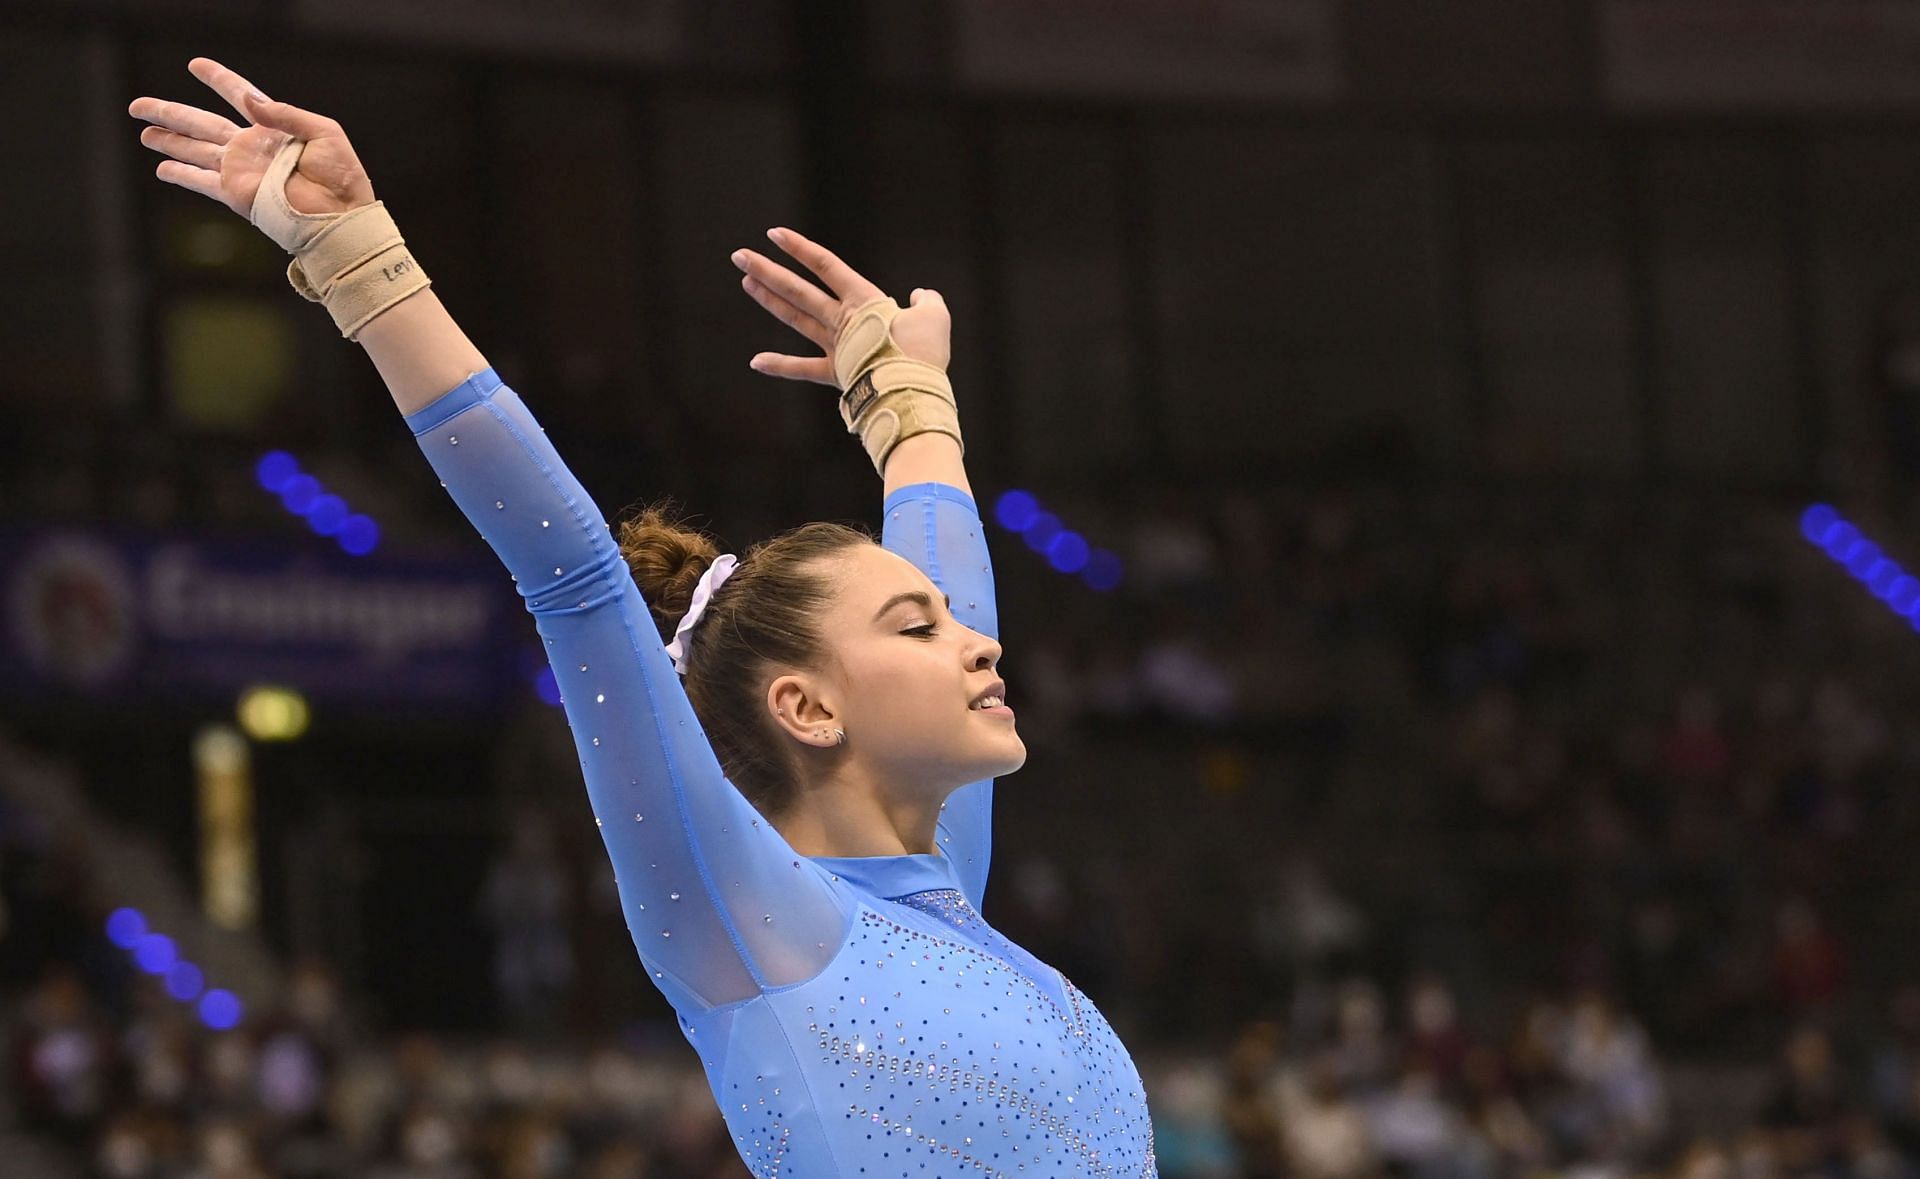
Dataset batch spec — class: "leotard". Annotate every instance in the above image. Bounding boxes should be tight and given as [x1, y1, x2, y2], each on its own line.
[407, 367, 1157, 1176]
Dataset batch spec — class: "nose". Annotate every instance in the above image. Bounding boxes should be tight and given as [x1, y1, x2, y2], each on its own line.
[967, 629, 1001, 670]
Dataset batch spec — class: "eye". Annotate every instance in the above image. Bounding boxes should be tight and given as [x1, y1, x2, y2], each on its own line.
[902, 623, 939, 637]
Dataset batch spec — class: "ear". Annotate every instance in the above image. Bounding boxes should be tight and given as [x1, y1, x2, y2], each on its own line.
[767, 673, 840, 747]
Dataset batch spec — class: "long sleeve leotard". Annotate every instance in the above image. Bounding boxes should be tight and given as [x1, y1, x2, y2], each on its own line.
[407, 367, 1156, 1177]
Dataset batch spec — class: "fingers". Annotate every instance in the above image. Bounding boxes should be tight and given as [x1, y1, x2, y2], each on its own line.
[766, 227, 882, 304]
[732, 248, 838, 325]
[739, 274, 834, 351]
[183, 57, 340, 140]
[189, 57, 270, 123]
[242, 93, 340, 140]
[127, 97, 240, 145]
[153, 160, 224, 204]
[139, 125, 224, 172]
[747, 353, 836, 386]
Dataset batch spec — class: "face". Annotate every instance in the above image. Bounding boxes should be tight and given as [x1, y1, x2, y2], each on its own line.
[767, 543, 1025, 796]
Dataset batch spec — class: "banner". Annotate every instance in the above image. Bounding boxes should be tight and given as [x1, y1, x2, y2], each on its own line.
[953, 0, 1343, 102]
[291, 0, 681, 64]
[1, 526, 527, 711]
[1604, 1, 1920, 110]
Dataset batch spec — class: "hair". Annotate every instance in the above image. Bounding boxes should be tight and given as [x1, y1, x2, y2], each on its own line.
[616, 499, 873, 821]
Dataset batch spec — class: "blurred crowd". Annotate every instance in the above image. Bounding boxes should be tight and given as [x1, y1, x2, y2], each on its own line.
[11, 466, 1920, 1177]
[998, 477, 1920, 1059]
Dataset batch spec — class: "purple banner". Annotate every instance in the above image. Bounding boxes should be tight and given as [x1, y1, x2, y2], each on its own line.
[1, 525, 528, 711]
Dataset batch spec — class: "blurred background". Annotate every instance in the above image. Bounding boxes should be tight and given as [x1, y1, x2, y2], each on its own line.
[10, 0, 1920, 1176]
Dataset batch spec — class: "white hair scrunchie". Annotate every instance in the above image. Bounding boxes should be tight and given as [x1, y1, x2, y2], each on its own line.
[664, 553, 739, 676]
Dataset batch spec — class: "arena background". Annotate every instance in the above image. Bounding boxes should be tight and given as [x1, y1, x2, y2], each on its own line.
[8, 1, 1920, 1176]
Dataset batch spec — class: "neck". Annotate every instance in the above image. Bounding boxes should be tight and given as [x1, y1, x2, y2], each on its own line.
[777, 769, 943, 858]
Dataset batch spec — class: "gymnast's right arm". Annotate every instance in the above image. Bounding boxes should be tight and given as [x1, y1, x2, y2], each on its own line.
[128, 57, 852, 1012]
[401, 373, 853, 1011]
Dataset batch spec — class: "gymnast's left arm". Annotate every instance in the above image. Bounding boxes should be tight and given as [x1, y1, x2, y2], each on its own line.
[731, 229, 999, 910]
[878, 438, 999, 912]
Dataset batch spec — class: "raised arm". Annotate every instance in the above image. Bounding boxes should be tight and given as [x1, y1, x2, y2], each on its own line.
[129, 59, 852, 1010]
[880, 466, 1000, 911]
[732, 231, 1000, 910]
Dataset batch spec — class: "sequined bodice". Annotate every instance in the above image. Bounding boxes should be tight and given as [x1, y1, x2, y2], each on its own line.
[709, 886, 1158, 1177]
[407, 370, 1156, 1176]
[893, 888, 1079, 1020]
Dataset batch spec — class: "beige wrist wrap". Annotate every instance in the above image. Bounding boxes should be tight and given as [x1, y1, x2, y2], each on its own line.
[831, 296, 964, 476]
[248, 137, 431, 339]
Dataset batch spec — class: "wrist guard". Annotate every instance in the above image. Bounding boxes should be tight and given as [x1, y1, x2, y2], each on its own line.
[248, 137, 431, 340]
[831, 296, 964, 477]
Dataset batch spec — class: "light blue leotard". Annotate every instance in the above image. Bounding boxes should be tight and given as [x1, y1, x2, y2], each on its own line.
[407, 368, 1157, 1176]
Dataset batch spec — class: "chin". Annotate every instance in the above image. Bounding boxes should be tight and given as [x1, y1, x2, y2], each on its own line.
[994, 735, 1028, 775]
[958, 741, 1026, 784]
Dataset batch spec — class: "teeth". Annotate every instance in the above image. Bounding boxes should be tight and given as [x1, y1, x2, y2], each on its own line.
[970, 695, 1004, 711]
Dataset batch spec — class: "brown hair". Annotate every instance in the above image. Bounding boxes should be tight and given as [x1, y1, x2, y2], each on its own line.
[616, 499, 872, 820]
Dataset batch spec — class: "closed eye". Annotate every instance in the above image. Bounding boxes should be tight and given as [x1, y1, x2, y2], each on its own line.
[903, 624, 938, 637]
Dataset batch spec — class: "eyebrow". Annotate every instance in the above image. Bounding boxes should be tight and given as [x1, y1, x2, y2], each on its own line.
[871, 590, 951, 623]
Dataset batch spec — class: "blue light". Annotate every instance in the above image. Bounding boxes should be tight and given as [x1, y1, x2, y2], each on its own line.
[165, 961, 205, 1002]
[105, 908, 146, 948]
[1801, 504, 1839, 544]
[338, 515, 379, 556]
[111, 913, 238, 1013]
[279, 474, 321, 514]
[134, 933, 177, 975]
[1046, 531, 1091, 574]
[994, 490, 1040, 532]
[535, 665, 562, 707]
[255, 451, 301, 493]
[1804, 505, 1920, 630]
[306, 494, 349, 536]
[1021, 512, 1063, 553]
[990, 490, 1121, 591]
[1821, 522, 1859, 559]
[1083, 550, 1125, 592]
[258, 450, 385, 553]
[1892, 576, 1920, 615]
[1845, 541, 1883, 579]
[199, 989, 244, 1030]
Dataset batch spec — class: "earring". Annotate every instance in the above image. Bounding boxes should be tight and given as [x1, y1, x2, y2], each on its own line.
[832, 727, 846, 745]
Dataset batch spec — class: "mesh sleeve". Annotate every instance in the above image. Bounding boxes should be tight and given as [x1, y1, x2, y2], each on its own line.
[406, 368, 852, 1010]
[880, 481, 999, 912]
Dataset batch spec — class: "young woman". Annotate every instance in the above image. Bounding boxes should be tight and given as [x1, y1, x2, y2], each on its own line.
[130, 57, 1158, 1176]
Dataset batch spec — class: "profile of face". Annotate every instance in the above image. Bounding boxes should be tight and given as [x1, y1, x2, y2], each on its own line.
[768, 543, 1025, 797]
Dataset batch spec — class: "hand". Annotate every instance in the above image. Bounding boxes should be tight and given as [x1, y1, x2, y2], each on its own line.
[732, 227, 952, 389]
[128, 57, 375, 221]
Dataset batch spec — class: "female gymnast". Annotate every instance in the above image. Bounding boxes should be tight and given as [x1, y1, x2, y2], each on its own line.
[129, 57, 1157, 1176]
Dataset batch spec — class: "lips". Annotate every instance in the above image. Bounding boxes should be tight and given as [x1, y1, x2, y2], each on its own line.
[968, 679, 1008, 711]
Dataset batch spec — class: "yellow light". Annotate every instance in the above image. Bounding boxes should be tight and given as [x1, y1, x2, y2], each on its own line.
[236, 685, 310, 742]
[193, 723, 258, 932]
[164, 297, 294, 431]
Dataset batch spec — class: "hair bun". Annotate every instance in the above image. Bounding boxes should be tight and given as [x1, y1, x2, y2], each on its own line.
[616, 502, 725, 644]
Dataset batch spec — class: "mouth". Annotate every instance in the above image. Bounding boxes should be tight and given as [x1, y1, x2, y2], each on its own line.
[968, 680, 1013, 718]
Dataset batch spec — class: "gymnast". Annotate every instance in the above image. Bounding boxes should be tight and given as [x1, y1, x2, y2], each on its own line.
[129, 57, 1157, 1175]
